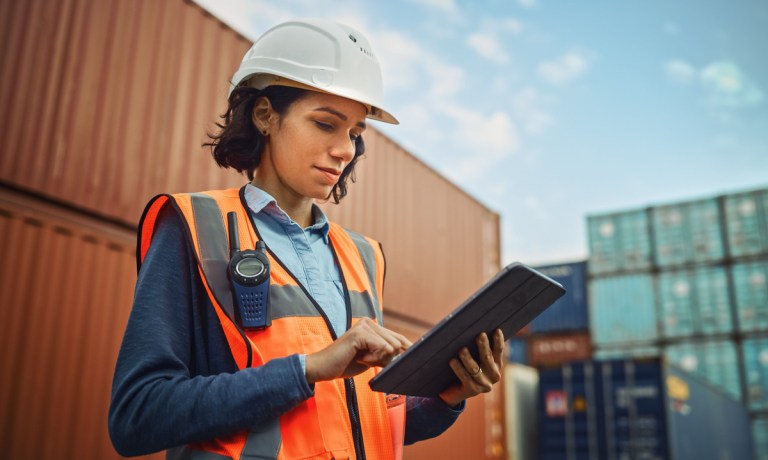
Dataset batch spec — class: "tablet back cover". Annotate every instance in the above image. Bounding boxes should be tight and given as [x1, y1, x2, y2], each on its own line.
[369, 263, 564, 397]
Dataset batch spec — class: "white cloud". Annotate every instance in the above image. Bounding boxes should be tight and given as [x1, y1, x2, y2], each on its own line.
[700, 61, 764, 108]
[193, 0, 294, 40]
[537, 52, 589, 86]
[492, 76, 509, 94]
[665, 59, 696, 85]
[375, 29, 427, 91]
[665, 59, 764, 109]
[502, 18, 524, 34]
[466, 32, 509, 64]
[423, 57, 466, 100]
[511, 87, 553, 134]
[523, 112, 553, 135]
[409, 0, 459, 14]
[435, 103, 520, 179]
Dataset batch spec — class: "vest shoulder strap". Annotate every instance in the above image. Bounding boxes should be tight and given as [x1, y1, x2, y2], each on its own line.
[137, 189, 245, 323]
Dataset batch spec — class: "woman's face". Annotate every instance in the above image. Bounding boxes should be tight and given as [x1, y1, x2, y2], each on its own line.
[260, 91, 367, 201]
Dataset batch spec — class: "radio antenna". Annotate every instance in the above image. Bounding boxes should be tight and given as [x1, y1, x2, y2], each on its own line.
[227, 212, 239, 258]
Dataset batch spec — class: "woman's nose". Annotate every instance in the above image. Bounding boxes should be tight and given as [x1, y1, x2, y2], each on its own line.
[330, 135, 356, 162]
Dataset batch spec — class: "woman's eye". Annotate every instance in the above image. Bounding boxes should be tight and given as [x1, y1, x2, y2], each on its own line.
[314, 121, 333, 131]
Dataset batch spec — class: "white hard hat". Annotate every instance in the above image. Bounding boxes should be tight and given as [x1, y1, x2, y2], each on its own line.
[229, 19, 398, 125]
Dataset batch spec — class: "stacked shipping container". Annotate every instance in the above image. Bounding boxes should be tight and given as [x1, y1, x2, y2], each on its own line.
[503, 262, 593, 459]
[507, 261, 592, 367]
[587, 187, 768, 457]
[537, 358, 754, 460]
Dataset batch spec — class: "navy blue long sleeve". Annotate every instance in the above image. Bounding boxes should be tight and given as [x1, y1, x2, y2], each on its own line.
[108, 205, 462, 456]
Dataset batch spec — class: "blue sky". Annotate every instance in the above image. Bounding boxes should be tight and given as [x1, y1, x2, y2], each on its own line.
[194, 0, 768, 265]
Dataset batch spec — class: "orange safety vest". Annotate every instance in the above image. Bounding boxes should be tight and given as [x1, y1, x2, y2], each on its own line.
[138, 187, 406, 460]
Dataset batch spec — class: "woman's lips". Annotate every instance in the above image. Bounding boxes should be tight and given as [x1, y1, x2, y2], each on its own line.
[315, 166, 341, 184]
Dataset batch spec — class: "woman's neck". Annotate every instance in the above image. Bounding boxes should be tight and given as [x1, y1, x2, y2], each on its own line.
[250, 176, 315, 228]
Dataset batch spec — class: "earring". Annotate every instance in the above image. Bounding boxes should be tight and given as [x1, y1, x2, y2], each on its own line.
[261, 129, 268, 136]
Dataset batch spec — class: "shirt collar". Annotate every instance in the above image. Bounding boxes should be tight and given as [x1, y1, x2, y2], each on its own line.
[244, 183, 331, 243]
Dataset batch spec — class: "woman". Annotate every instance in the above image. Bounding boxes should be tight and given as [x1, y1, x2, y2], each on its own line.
[109, 19, 504, 459]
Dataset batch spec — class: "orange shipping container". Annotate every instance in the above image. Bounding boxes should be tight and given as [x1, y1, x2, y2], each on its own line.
[528, 333, 592, 367]
[0, 188, 161, 460]
[1, 0, 503, 458]
[0, 0, 500, 327]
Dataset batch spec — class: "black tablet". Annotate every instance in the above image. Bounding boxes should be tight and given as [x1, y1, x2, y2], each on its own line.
[369, 262, 565, 397]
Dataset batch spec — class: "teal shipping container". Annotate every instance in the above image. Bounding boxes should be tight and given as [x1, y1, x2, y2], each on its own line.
[658, 266, 732, 338]
[724, 189, 768, 258]
[664, 339, 742, 399]
[755, 417, 768, 460]
[733, 260, 768, 332]
[593, 344, 660, 361]
[651, 199, 725, 267]
[590, 274, 657, 346]
[588, 210, 652, 275]
[743, 337, 768, 411]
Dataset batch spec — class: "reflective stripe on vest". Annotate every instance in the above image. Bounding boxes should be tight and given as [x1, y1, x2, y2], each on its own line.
[138, 187, 402, 460]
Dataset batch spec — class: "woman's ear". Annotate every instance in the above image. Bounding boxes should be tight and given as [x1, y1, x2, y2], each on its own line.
[252, 97, 276, 136]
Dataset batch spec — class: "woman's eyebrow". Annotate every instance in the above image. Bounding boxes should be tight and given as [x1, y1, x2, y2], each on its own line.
[313, 106, 367, 130]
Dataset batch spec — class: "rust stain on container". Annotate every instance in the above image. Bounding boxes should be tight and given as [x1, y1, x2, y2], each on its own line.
[528, 333, 592, 367]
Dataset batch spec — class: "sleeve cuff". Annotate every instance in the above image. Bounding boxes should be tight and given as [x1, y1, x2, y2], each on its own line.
[436, 397, 466, 413]
[288, 354, 314, 397]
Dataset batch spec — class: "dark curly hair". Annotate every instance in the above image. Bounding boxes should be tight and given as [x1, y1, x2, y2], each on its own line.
[204, 85, 365, 204]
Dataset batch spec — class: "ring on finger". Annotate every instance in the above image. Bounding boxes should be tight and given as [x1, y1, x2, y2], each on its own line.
[469, 367, 483, 378]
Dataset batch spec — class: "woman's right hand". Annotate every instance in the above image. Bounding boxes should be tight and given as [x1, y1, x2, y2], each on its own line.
[305, 318, 412, 384]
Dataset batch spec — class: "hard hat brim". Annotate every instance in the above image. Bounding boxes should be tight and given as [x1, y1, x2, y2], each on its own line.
[231, 74, 399, 125]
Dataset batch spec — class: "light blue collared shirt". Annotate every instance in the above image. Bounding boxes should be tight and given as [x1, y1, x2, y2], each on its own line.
[243, 184, 347, 337]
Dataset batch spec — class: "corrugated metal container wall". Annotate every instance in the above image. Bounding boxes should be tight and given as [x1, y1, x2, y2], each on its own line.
[527, 333, 592, 367]
[743, 337, 768, 411]
[651, 198, 724, 267]
[0, 0, 249, 223]
[733, 260, 768, 332]
[755, 416, 768, 460]
[1, 0, 504, 458]
[321, 131, 501, 325]
[664, 339, 742, 399]
[587, 210, 652, 276]
[724, 189, 768, 258]
[530, 261, 589, 333]
[0, 189, 161, 460]
[0, 0, 501, 329]
[537, 359, 754, 460]
[402, 395, 503, 460]
[593, 345, 660, 361]
[658, 266, 732, 338]
[589, 274, 657, 346]
[664, 364, 754, 460]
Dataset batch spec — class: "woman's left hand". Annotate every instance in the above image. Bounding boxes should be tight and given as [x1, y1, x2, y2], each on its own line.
[438, 329, 505, 407]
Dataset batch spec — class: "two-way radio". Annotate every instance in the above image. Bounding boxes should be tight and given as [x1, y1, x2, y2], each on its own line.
[227, 212, 271, 329]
